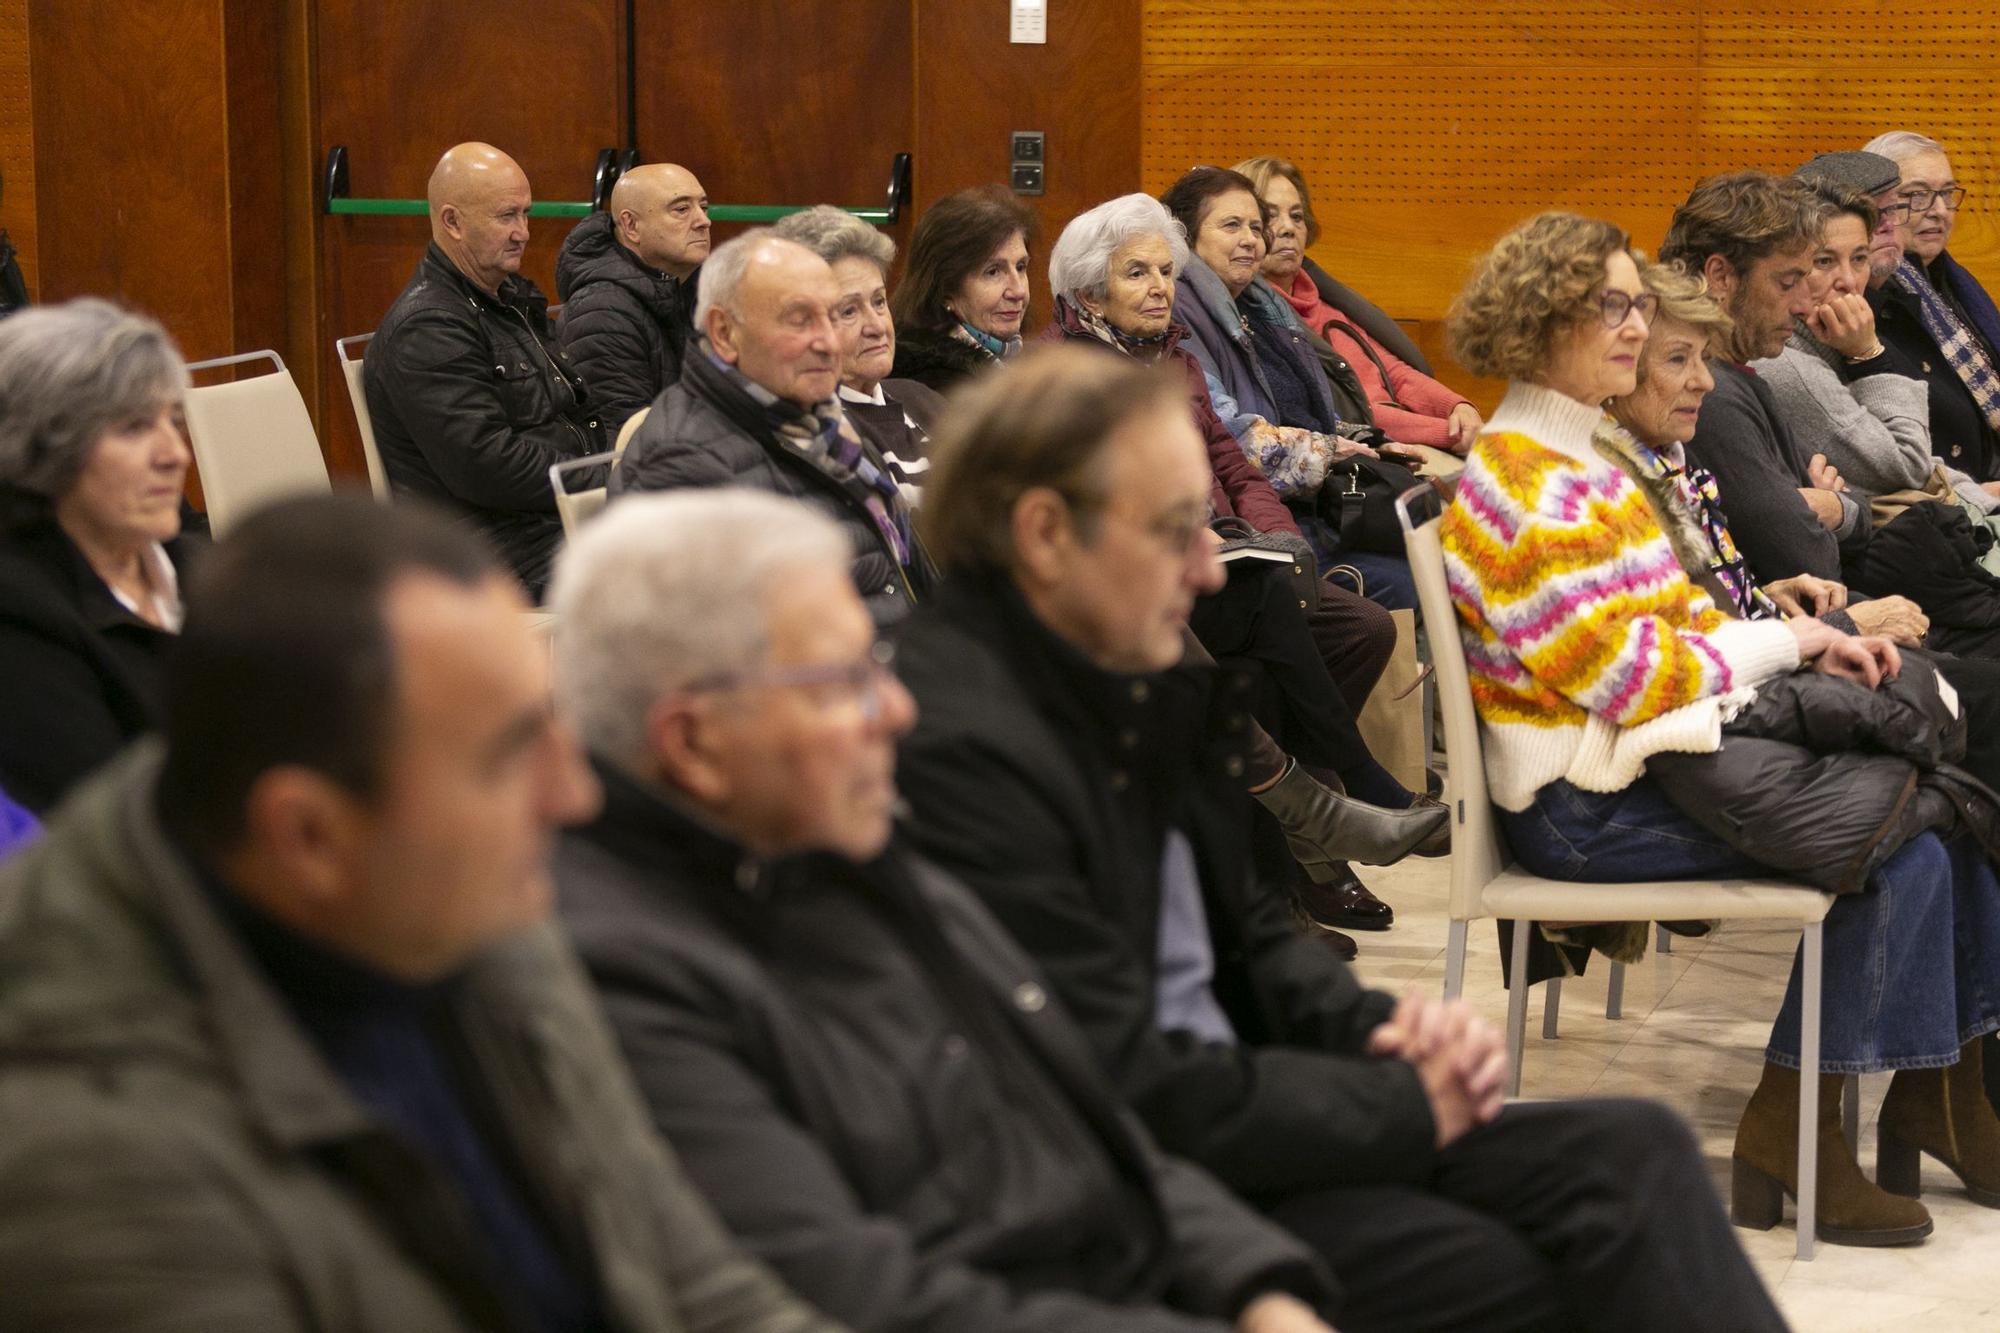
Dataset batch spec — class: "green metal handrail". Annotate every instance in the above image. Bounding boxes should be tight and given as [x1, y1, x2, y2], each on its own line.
[321, 146, 911, 225]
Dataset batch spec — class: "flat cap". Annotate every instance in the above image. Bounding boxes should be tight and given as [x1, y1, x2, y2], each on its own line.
[1794, 150, 1900, 196]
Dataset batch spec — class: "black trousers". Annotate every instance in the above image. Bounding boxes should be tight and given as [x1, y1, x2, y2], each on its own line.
[1263, 1100, 1785, 1333]
[1188, 563, 1395, 780]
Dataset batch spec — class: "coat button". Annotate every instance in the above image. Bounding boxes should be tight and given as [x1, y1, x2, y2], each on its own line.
[1119, 728, 1139, 749]
[941, 1034, 968, 1059]
[1012, 983, 1046, 1013]
[1924, 362, 1934, 373]
[1952, 445, 1964, 458]
[1109, 771, 1130, 792]
[1225, 756, 1246, 778]
[1129, 681, 1149, 703]
[1299, 598, 1309, 609]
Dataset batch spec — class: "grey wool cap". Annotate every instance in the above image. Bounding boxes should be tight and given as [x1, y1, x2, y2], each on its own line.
[1794, 150, 1900, 196]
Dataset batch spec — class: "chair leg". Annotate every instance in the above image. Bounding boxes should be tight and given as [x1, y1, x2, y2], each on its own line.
[1657, 922, 1672, 955]
[1443, 920, 1469, 1002]
[1605, 960, 1625, 1020]
[1542, 976, 1563, 1040]
[1797, 921, 1824, 1261]
[1843, 1072, 1860, 1150]
[1506, 918, 1531, 1097]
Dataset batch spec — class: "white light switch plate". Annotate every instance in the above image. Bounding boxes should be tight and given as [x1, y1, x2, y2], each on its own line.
[1010, 0, 1047, 44]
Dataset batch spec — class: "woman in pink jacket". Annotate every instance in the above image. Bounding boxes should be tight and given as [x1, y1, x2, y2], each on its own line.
[1235, 155, 1483, 457]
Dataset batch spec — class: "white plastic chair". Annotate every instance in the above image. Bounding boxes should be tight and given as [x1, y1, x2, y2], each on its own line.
[613, 403, 651, 456]
[550, 451, 617, 540]
[1396, 486, 1837, 1260]
[181, 351, 332, 537]
[334, 332, 389, 498]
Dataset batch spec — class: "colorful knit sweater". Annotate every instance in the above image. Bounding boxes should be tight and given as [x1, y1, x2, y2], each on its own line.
[1440, 383, 1801, 811]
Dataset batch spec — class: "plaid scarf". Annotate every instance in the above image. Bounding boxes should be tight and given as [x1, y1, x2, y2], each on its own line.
[712, 352, 917, 571]
[1894, 255, 2000, 436]
[1593, 421, 1782, 621]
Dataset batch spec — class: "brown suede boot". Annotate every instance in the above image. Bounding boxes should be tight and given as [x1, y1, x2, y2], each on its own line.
[1878, 1040, 2000, 1207]
[1732, 1062, 1933, 1246]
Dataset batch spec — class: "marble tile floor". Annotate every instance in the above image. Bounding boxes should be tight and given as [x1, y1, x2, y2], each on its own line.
[1349, 852, 2000, 1330]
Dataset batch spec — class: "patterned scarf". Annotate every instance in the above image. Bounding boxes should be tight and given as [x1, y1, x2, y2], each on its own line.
[710, 351, 917, 571]
[1894, 254, 2000, 435]
[1593, 421, 1782, 622]
[950, 320, 1023, 363]
[1050, 294, 1174, 358]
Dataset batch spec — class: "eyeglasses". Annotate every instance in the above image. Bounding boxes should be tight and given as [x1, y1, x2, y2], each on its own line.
[1900, 186, 1968, 214]
[685, 640, 900, 721]
[1596, 290, 1658, 329]
[1068, 491, 1212, 556]
[1877, 198, 1915, 224]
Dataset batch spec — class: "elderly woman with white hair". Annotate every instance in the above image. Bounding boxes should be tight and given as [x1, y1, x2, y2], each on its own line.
[1047, 193, 1449, 940]
[773, 205, 942, 500]
[0, 298, 196, 813]
[1861, 129, 2000, 485]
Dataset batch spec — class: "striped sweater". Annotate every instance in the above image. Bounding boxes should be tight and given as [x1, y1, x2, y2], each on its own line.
[1440, 383, 1801, 811]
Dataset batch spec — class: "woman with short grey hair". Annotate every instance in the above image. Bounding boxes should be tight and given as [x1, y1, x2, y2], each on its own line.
[0, 297, 197, 812]
[775, 204, 941, 498]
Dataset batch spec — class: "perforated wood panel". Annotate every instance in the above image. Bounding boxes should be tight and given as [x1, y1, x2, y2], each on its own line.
[1143, 0, 2000, 328]
[0, 0, 34, 296]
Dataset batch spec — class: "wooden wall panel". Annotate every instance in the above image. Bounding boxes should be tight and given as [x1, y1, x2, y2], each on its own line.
[1143, 0, 2000, 412]
[0, 0, 34, 297]
[30, 0, 237, 358]
[315, 0, 624, 479]
[914, 0, 1142, 329]
[633, 0, 913, 255]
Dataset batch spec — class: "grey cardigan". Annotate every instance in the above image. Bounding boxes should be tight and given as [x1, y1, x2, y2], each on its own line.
[1752, 333, 1998, 515]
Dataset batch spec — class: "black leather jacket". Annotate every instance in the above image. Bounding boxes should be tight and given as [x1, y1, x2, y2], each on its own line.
[364, 244, 606, 596]
[554, 211, 694, 433]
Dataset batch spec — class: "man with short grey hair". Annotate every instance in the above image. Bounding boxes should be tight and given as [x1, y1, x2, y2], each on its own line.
[549, 488, 1343, 1333]
[613, 230, 935, 624]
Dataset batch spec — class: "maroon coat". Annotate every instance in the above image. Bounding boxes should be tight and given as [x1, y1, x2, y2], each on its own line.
[1045, 311, 1300, 539]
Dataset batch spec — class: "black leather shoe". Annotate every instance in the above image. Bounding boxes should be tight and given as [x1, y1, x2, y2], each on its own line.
[1318, 926, 1359, 960]
[1294, 868, 1394, 931]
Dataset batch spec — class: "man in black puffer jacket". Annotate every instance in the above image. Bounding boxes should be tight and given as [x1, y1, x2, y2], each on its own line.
[365, 143, 606, 599]
[615, 230, 935, 625]
[555, 163, 709, 433]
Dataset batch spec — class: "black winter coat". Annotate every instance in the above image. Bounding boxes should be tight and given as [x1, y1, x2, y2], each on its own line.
[614, 352, 935, 625]
[895, 573, 1437, 1199]
[555, 763, 1333, 1332]
[888, 324, 995, 393]
[1872, 276, 2000, 481]
[1649, 664, 2000, 894]
[554, 212, 694, 433]
[0, 518, 197, 813]
[364, 244, 607, 598]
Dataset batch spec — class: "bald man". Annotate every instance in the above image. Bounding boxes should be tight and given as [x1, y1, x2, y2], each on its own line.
[555, 163, 712, 430]
[614, 228, 936, 626]
[364, 143, 607, 599]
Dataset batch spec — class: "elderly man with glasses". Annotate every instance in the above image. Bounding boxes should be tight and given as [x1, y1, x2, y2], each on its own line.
[1861, 130, 2000, 487]
[548, 487, 1349, 1333]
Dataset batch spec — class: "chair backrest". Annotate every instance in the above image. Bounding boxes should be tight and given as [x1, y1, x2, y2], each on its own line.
[334, 332, 389, 498]
[1396, 486, 1507, 919]
[550, 451, 618, 539]
[181, 351, 332, 537]
[613, 403, 651, 456]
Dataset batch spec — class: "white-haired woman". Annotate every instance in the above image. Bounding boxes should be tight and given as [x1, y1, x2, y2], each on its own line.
[1046, 193, 1449, 940]
[0, 298, 195, 812]
[774, 205, 942, 500]
[1862, 130, 2000, 486]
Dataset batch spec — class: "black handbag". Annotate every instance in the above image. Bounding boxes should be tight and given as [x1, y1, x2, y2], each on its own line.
[1318, 454, 1431, 555]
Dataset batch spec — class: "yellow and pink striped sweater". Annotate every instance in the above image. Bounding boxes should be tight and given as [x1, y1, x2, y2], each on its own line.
[1440, 383, 1801, 811]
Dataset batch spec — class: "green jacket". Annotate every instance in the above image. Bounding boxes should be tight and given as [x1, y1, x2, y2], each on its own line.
[0, 744, 841, 1333]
